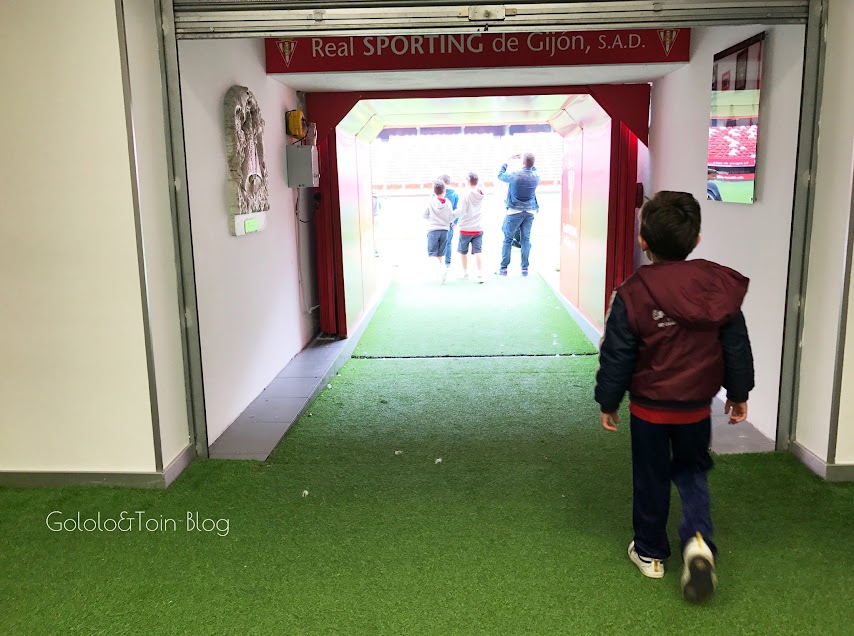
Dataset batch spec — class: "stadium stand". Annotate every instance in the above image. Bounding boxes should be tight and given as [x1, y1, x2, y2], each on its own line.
[707, 125, 758, 170]
[371, 131, 564, 192]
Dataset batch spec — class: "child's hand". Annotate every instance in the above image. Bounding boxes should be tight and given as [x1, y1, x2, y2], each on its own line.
[601, 412, 619, 432]
[725, 400, 748, 425]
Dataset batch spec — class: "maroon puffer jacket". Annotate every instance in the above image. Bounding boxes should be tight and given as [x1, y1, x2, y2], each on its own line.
[619, 259, 749, 403]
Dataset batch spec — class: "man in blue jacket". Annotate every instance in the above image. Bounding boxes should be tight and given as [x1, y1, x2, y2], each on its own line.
[497, 153, 540, 276]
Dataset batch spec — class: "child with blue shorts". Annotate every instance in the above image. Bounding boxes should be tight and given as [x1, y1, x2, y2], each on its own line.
[422, 180, 455, 284]
[456, 172, 486, 281]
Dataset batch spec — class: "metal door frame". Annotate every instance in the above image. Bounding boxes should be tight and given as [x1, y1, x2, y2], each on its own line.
[154, 0, 824, 457]
[171, 1, 810, 38]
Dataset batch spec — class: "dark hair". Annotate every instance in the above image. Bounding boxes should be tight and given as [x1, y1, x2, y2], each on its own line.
[523, 153, 535, 168]
[468, 171, 479, 185]
[438, 174, 452, 185]
[433, 180, 446, 196]
[639, 191, 701, 261]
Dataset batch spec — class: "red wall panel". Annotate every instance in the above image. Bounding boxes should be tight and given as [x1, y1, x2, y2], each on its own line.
[578, 116, 613, 330]
[605, 122, 639, 315]
[560, 129, 583, 308]
[316, 138, 337, 335]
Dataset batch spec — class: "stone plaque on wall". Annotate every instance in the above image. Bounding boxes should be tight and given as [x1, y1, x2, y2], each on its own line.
[224, 85, 269, 233]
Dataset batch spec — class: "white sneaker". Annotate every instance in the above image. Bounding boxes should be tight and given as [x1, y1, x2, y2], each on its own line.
[681, 533, 716, 603]
[628, 541, 665, 579]
[460, 272, 469, 280]
[441, 269, 448, 284]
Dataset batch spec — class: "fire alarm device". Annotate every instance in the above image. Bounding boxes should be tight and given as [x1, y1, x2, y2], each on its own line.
[286, 109, 308, 139]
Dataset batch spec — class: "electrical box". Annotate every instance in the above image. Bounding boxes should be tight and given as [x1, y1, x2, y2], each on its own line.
[286, 145, 320, 188]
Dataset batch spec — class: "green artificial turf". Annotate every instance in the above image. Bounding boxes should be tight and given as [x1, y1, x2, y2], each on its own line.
[2, 356, 853, 635]
[2, 283, 853, 635]
[352, 274, 598, 358]
[716, 180, 755, 204]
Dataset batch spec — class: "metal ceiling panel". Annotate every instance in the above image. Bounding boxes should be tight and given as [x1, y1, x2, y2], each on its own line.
[172, 1, 809, 39]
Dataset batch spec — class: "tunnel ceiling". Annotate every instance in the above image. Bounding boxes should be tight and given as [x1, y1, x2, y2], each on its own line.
[369, 94, 573, 128]
[338, 95, 576, 139]
[336, 94, 609, 141]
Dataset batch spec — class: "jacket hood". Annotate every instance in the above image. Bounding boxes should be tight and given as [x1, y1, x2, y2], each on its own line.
[634, 259, 748, 328]
[430, 197, 452, 213]
[423, 196, 454, 230]
[466, 188, 485, 204]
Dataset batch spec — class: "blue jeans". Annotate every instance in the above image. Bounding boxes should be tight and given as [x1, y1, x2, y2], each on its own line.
[630, 415, 716, 561]
[500, 211, 535, 270]
[444, 225, 454, 265]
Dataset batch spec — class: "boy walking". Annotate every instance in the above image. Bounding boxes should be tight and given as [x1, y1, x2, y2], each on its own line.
[594, 191, 754, 603]
[456, 172, 486, 281]
[423, 180, 455, 284]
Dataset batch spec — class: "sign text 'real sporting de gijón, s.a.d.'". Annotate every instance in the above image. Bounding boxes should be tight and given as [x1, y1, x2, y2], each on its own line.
[265, 29, 690, 74]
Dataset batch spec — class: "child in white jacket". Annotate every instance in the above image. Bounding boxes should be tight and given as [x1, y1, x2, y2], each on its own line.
[422, 180, 455, 283]
[456, 172, 487, 281]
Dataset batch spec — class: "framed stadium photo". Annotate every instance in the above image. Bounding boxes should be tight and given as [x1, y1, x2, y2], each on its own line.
[707, 32, 765, 204]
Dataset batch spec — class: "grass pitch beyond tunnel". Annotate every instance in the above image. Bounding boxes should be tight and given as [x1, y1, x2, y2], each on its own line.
[1, 276, 852, 635]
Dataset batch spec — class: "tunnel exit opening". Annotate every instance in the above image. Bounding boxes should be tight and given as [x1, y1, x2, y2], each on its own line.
[308, 86, 649, 339]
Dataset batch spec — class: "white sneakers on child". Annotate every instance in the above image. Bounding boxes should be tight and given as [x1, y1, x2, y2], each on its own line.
[628, 541, 665, 579]
[628, 534, 716, 602]
[681, 533, 717, 603]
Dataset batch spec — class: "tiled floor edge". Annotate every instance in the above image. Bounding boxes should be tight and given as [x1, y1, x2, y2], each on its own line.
[210, 283, 391, 460]
[710, 397, 775, 455]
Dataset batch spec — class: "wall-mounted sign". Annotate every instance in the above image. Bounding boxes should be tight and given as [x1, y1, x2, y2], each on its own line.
[266, 29, 690, 74]
[707, 32, 765, 205]
[231, 211, 267, 237]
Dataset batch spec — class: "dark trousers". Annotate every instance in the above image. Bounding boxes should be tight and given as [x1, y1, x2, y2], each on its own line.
[630, 414, 717, 560]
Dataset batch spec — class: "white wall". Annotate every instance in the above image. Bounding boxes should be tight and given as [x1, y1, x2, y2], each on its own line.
[635, 143, 652, 270]
[650, 25, 805, 441]
[0, 0, 156, 472]
[808, 0, 854, 464]
[123, 0, 191, 468]
[179, 38, 317, 444]
[838, 260, 854, 464]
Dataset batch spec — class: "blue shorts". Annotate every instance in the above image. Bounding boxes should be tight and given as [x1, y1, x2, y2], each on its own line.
[427, 229, 448, 257]
[457, 232, 483, 254]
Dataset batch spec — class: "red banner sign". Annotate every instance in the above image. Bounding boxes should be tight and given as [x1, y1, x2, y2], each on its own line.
[266, 29, 690, 74]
